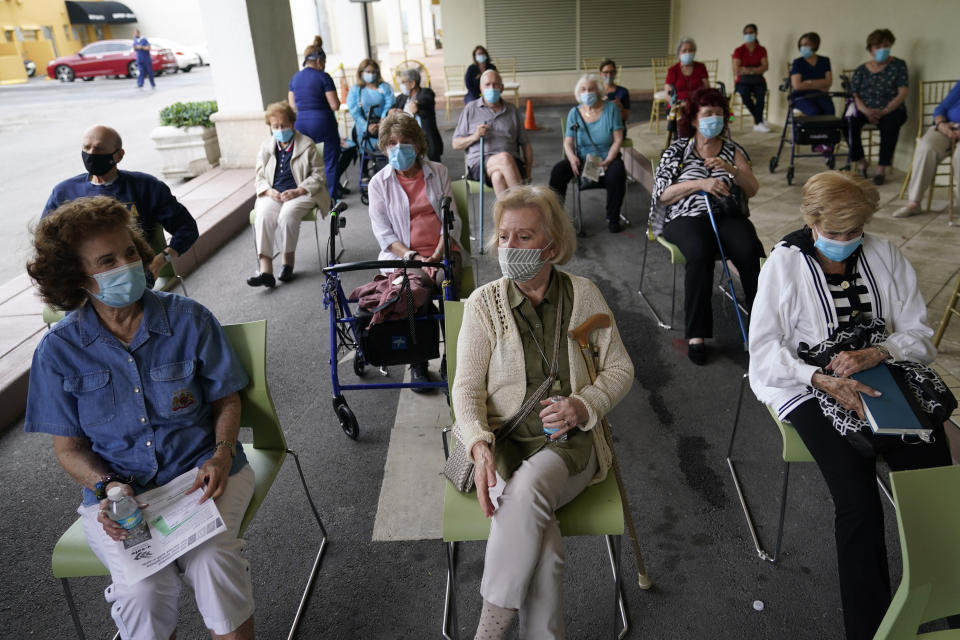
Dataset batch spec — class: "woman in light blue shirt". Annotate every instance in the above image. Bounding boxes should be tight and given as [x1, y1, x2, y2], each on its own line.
[346, 58, 395, 152]
[548, 74, 626, 233]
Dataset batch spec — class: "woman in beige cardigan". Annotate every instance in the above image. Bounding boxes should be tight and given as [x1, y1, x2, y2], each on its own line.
[248, 101, 330, 288]
[452, 185, 634, 639]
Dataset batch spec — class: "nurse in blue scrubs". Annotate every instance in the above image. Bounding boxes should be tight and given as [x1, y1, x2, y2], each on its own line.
[288, 36, 341, 200]
[346, 58, 395, 153]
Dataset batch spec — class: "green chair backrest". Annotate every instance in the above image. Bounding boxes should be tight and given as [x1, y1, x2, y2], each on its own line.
[443, 301, 465, 421]
[874, 465, 960, 639]
[764, 405, 814, 463]
[449, 180, 474, 255]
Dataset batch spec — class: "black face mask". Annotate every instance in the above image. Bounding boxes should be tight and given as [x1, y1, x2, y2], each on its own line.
[81, 151, 117, 177]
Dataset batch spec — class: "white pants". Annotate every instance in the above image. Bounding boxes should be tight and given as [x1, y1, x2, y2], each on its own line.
[253, 194, 315, 257]
[79, 464, 256, 639]
[907, 126, 960, 204]
[481, 448, 598, 640]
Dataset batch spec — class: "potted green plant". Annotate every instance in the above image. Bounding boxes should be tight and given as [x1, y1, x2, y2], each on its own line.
[150, 100, 221, 179]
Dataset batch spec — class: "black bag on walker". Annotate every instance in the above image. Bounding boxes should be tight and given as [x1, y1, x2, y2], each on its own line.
[357, 301, 440, 367]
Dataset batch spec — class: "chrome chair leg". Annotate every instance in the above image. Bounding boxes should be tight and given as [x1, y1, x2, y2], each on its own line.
[605, 535, 629, 639]
[287, 449, 329, 640]
[442, 541, 459, 640]
[61, 578, 87, 640]
[636, 233, 672, 330]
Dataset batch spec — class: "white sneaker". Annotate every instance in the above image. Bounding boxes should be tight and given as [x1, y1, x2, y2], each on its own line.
[753, 122, 771, 133]
[893, 204, 921, 218]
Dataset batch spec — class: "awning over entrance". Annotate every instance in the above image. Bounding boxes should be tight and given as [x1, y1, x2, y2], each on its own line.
[64, 1, 137, 24]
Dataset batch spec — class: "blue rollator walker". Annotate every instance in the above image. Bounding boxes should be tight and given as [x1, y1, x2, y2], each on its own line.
[700, 191, 749, 351]
[322, 197, 459, 439]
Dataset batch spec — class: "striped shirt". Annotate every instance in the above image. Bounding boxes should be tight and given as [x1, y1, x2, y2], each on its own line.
[825, 272, 873, 327]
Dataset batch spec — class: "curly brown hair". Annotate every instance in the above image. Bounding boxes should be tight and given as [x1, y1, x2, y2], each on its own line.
[27, 196, 154, 311]
[866, 29, 895, 51]
[679, 87, 730, 138]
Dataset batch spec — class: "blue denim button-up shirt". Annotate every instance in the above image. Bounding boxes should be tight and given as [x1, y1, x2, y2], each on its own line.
[25, 290, 249, 506]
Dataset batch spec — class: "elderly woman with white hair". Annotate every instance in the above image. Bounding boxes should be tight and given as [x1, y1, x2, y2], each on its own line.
[393, 68, 443, 162]
[665, 36, 710, 105]
[749, 171, 956, 639]
[453, 185, 634, 639]
[548, 73, 626, 233]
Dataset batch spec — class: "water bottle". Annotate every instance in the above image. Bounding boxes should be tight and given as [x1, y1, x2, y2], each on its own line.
[107, 486, 148, 537]
[543, 395, 569, 442]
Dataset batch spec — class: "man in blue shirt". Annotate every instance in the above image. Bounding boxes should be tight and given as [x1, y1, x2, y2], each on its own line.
[43, 125, 199, 280]
[132, 29, 155, 89]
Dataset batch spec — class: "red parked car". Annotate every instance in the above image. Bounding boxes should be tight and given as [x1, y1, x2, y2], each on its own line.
[46, 39, 177, 82]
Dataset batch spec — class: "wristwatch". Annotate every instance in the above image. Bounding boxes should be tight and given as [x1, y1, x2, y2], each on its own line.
[214, 440, 237, 458]
[162, 249, 174, 263]
[874, 344, 893, 362]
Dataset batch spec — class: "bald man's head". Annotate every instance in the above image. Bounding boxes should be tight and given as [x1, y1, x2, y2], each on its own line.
[82, 126, 123, 154]
[480, 69, 502, 90]
[80, 126, 124, 178]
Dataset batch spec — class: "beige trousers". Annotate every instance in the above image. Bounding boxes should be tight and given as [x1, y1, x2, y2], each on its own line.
[253, 193, 315, 257]
[481, 447, 598, 640]
[906, 127, 960, 204]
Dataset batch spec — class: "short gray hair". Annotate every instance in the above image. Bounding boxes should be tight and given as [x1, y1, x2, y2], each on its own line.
[401, 68, 421, 87]
[574, 73, 603, 102]
[480, 68, 502, 87]
[676, 36, 697, 56]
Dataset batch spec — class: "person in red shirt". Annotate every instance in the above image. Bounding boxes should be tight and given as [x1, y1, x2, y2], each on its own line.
[732, 23, 770, 132]
[665, 36, 710, 105]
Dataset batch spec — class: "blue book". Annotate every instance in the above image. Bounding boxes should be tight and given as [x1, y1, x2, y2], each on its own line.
[852, 364, 932, 436]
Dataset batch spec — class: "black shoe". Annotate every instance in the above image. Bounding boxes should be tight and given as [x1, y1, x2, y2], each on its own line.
[410, 362, 431, 392]
[278, 265, 295, 282]
[246, 272, 275, 288]
[339, 185, 352, 195]
[873, 173, 885, 186]
[687, 342, 706, 366]
[608, 220, 623, 233]
[440, 354, 447, 382]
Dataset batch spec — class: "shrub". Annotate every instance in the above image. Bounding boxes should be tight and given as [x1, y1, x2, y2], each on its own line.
[159, 100, 218, 128]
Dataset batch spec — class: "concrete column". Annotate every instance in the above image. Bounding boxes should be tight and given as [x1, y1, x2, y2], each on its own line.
[199, 0, 299, 168]
[329, 0, 374, 67]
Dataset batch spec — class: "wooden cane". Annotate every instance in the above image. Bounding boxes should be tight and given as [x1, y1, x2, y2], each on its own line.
[569, 314, 653, 590]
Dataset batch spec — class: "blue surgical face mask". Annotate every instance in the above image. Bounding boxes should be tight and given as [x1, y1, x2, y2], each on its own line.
[680, 52, 695, 66]
[578, 91, 597, 107]
[87, 260, 147, 308]
[483, 88, 501, 103]
[362, 71, 377, 84]
[874, 47, 891, 63]
[799, 45, 814, 58]
[697, 115, 724, 139]
[814, 227, 863, 262]
[743, 33, 756, 44]
[475, 53, 488, 64]
[401, 84, 411, 96]
[273, 128, 293, 143]
[388, 143, 417, 171]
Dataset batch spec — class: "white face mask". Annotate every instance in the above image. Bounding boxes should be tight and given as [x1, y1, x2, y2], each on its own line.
[498, 241, 553, 282]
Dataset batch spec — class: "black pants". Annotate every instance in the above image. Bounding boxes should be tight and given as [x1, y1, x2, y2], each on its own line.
[661, 212, 762, 339]
[548, 156, 626, 222]
[787, 399, 951, 640]
[847, 108, 908, 166]
[735, 81, 766, 125]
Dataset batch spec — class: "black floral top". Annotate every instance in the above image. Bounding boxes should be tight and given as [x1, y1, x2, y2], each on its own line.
[851, 58, 908, 110]
[649, 137, 749, 235]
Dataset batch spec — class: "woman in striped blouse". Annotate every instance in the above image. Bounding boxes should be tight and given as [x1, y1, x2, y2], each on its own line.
[650, 87, 762, 364]
[748, 171, 953, 640]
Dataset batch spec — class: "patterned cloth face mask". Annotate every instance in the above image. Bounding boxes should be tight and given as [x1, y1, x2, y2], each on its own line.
[498, 241, 553, 282]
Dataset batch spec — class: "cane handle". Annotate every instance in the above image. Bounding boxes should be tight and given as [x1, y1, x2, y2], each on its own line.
[568, 314, 611, 348]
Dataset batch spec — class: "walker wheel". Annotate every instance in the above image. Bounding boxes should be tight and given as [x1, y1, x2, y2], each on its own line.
[786, 167, 795, 185]
[334, 398, 360, 439]
[353, 352, 366, 377]
[360, 191, 369, 206]
[768, 157, 778, 173]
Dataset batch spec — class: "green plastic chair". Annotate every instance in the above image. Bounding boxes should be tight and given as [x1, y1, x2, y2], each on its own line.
[725, 373, 891, 564]
[42, 224, 188, 328]
[452, 168, 493, 255]
[51, 320, 328, 640]
[440, 301, 629, 640]
[875, 464, 960, 640]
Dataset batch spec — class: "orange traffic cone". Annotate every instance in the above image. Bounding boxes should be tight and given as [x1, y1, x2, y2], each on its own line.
[524, 99, 540, 131]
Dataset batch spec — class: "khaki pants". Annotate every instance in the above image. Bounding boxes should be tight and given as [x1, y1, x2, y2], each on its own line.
[253, 194, 315, 257]
[907, 127, 960, 204]
[481, 447, 598, 640]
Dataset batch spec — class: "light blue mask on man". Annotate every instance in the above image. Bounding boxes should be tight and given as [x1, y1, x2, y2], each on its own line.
[873, 48, 891, 63]
[87, 261, 147, 308]
[800, 45, 814, 58]
[680, 52, 695, 66]
[483, 88, 501, 103]
[697, 115, 725, 139]
[814, 228, 863, 262]
[388, 143, 417, 171]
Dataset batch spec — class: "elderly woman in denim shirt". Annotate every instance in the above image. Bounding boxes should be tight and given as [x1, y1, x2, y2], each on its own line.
[24, 196, 255, 640]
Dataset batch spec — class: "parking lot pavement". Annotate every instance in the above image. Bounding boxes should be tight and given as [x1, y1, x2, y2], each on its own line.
[0, 67, 217, 283]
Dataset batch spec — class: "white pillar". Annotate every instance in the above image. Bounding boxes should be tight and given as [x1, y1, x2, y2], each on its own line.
[199, 0, 299, 168]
